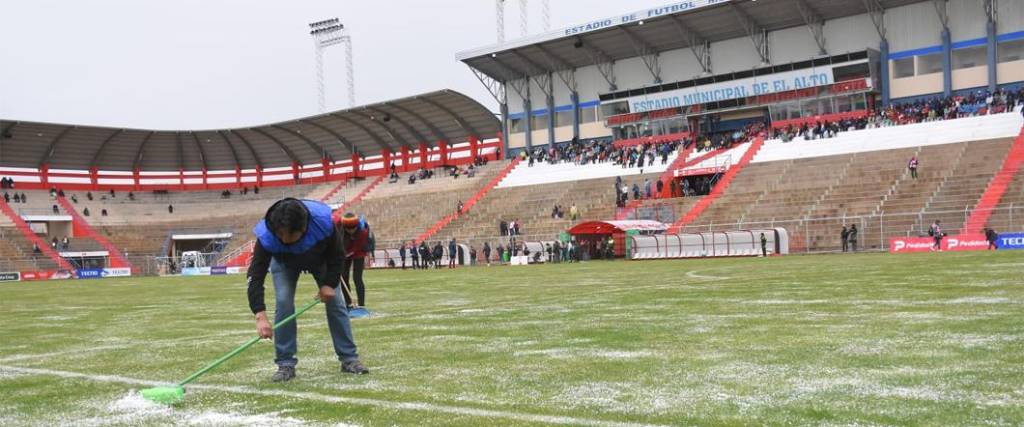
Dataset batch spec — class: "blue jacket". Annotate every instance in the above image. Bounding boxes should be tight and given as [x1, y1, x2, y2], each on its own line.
[246, 200, 342, 314]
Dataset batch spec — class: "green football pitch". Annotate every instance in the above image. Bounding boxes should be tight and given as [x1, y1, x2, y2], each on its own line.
[1, 251, 1022, 426]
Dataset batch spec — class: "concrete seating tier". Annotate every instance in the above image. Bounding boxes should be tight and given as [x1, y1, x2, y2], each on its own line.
[985, 159, 1024, 232]
[356, 162, 509, 247]
[682, 136, 1015, 252]
[0, 227, 58, 271]
[497, 148, 683, 188]
[753, 111, 1023, 163]
[433, 172, 665, 251]
[71, 183, 330, 226]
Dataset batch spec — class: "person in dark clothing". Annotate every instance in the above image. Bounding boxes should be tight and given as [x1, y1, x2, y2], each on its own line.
[432, 242, 444, 269]
[86, 191, 93, 201]
[469, 245, 477, 265]
[336, 212, 374, 309]
[101, 208, 108, 217]
[410, 241, 420, 269]
[499, 220, 508, 236]
[929, 220, 943, 251]
[52, 204, 60, 214]
[760, 233, 768, 257]
[848, 224, 859, 252]
[496, 244, 505, 264]
[247, 199, 367, 381]
[168, 205, 174, 214]
[670, 180, 678, 198]
[399, 242, 407, 270]
[32, 243, 41, 254]
[20, 193, 26, 203]
[419, 242, 430, 269]
[483, 242, 491, 266]
[840, 226, 849, 252]
[82, 207, 90, 216]
[12, 193, 20, 203]
[632, 183, 641, 200]
[985, 228, 998, 250]
[448, 239, 457, 268]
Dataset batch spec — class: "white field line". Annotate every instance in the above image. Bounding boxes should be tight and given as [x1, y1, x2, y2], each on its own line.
[384, 270, 732, 320]
[0, 365, 672, 427]
[685, 271, 731, 281]
[0, 344, 129, 363]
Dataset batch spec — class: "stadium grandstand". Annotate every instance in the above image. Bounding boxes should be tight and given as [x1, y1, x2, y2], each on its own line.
[0, 0, 1022, 273]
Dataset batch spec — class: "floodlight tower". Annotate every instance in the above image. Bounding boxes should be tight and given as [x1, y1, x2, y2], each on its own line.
[496, 0, 505, 43]
[309, 18, 355, 111]
[519, 0, 528, 37]
[541, 0, 550, 31]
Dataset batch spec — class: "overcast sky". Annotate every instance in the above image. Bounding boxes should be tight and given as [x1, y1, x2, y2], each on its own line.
[0, 0, 672, 130]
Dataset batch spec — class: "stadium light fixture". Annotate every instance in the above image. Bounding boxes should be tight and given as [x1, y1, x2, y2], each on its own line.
[309, 17, 356, 112]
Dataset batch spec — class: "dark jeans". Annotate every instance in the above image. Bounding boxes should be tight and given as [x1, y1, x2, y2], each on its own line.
[910, 168, 918, 179]
[411, 257, 419, 269]
[400, 256, 406, 269]
[269, 259, 358, 367]
[341, 257, 366, 307]
[842, 239, 848, 252]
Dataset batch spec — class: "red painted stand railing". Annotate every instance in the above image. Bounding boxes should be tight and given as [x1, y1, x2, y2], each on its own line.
[667, 137, 766, 234]
[414, 158, 521, 244]
[0, 200, 75, 271]
[335, 175, 385, 213]
[56, 196, 132, 269]
[318, 177, 350, 203]
[963, 125, 1024, 234]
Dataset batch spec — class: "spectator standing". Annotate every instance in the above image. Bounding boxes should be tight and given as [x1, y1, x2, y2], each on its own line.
[632, 183, 641, 200]
[470, 245, 477, 266]
[399, 242, 407, 270]
[848, 224, 859, 252]
[761, 233, 768, 257]
[644, 178, 652, 199]
[168, 205, 174, 214]
[840, 226, 849, 252]
[336, 213, 375, 309]
[496, 244, 505, 265]
[929, 220, 943, 251]
[483, 242, 491, 266]
[3, 192, 8, 203]
[570, 204, 579, 221]
[908, 156, 919, 179]
[448, 239, 457, 268]
[499, 220, 508, 237]
[656, 179, 664, 198]
[985, 228, 998, 250]
[419, 242, 430, 269]
[410, 241, 420, 269]
[432, 242, 444, 269]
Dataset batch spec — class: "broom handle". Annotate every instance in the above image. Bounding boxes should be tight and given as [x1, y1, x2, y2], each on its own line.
[177, 298, 321, 387]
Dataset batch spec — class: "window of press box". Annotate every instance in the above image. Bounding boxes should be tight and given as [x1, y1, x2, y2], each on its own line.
[953, 45, 986, 69]
[510, 118, 524, 133]
[531, 114, 548, 130]
[555, 110, 574, 127]
[998, 38, 1024, 63]
[580, 106, 598, 123]
[892, 57, 915, 78]
[916, 53, 943, 75]
[599, 101, 630, 119]
[832, 62, 870, 82]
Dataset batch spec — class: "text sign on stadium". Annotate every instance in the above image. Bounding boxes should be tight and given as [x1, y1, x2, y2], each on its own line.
[0, 272, 20, 282]
[674, 166, 726, 177]
[564, 0, 728, 37]
[624, 64, 854, 112]
[997, 232, 1024, 250]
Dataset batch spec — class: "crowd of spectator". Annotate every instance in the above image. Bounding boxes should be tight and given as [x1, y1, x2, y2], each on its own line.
[521, 137, 685, 171]
[772, 88, 1024, 142]
[0, 177, 14, 189]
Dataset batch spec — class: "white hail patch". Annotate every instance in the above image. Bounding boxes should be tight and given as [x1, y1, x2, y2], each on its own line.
[514, 348, 658, 359]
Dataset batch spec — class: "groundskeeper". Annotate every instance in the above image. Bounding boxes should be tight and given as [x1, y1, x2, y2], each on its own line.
[335, 212, 373, 308]
[247, 198, 369, 382]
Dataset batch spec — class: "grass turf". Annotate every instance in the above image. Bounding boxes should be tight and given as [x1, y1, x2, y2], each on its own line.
[0, 251, 1022, 426]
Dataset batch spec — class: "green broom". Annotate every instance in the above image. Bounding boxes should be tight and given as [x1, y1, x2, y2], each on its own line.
[140, 298, 321, 404]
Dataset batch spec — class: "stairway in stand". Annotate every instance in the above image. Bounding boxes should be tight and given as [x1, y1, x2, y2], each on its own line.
[667, 137, 766, 233]
[417, 158, 520, 243]
[57, 196, 132, 269]
[0, 200, 74, 271]
[963, 125, 1024, 234]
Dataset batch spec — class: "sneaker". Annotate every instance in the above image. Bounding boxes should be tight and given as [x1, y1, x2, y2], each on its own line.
[272, 366, 295, 382]
[341, 359, 369, 375]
